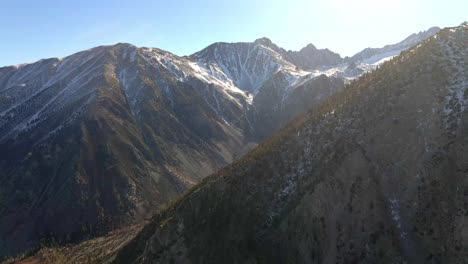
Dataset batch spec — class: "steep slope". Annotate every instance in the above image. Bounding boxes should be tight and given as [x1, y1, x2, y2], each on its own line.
[6, 225, 143, 264]
[0, 44, 256, 258]
[0, 38, 347, 258]
[190, 37, 317, 94]
[250, 74, 344, 140]
[114, 24, 468, 264]
[350, 26, 441, 65]
[189, 38, 346, 140]
[0, 26, 444, 259]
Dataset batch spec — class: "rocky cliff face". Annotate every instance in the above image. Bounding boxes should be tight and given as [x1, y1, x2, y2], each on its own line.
[114, 24, 468, 264]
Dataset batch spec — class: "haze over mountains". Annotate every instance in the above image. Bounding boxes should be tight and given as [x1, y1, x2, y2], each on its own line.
[0, 25, 448, 260]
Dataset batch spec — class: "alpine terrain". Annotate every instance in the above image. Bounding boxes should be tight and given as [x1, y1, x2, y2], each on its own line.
[111, 23, 468, 263]
[0, 25, 440, 259]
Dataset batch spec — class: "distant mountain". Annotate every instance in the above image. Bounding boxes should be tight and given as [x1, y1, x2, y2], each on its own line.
[114, 23, 468, 264]
[0, 26, 440, 259]
[190, 37, 345, 140]
[349, 26, 441, 64]
[284, 43, 343, 70]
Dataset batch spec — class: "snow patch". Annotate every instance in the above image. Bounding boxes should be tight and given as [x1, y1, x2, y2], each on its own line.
[389, 198, 407, 239]
[438, 32, 468, 131]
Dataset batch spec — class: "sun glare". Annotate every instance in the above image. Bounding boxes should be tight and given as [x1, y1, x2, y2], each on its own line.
[328, 0, 403, 12]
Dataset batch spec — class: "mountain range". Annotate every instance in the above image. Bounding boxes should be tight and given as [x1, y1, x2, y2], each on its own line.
[114, 22, 468, 264]
[0, 25, 445, 259]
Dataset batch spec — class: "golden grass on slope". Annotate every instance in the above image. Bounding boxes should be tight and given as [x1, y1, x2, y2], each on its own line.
[4, 225, 143, 264]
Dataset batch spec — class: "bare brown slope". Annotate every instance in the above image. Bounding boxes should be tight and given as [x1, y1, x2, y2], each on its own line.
[5, 225, 143, 264]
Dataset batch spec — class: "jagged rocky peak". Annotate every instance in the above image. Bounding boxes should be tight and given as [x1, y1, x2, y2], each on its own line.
[429, 25, 442, 32]
[284, 42, 343, 70]
[112, 42, 137, 49]
[189, 38, 294, 93]
[300, 43, 318, 51]
[252, 37, 285, 53]
[188, 37, 346, 94]
[191, 37, 284, 61]
[254, 37, 274, 46]
[398, 26, 441, 47]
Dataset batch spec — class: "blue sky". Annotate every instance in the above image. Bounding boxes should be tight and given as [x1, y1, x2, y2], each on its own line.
[0, 0, 466, 66]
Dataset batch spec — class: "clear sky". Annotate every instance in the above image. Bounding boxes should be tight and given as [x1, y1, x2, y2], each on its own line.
[1, 0, 466, 66]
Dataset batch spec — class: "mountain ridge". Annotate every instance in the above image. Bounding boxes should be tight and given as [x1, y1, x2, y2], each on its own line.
[0, 25, 443, 259]
[113, 23, 468, 264]
[349, 26, 441, 63]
